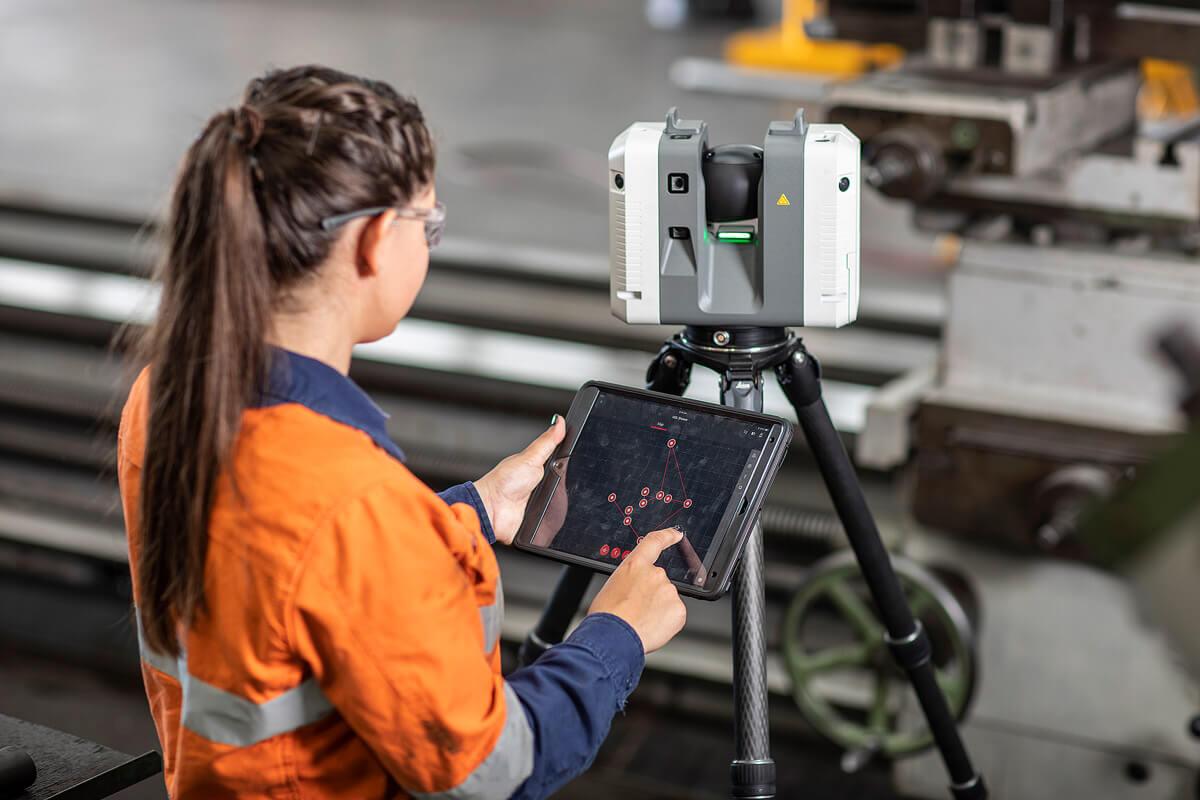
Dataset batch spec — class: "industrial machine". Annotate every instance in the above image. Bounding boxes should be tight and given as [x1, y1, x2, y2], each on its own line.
[819, 2, 1200, 550]
[659, 2, 1200, 798]
[807, 3, 1200, 798]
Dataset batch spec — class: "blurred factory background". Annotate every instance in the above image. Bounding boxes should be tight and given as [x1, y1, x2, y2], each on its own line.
[1, 1, 1199, 798]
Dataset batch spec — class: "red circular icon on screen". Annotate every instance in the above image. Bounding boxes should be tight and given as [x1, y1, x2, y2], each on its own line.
[611, 549, 621, 559]
[621, 550, 630, 559]
[641, 487, 650, 496]
[637, 536, 644, 543]
[664, 494, 673, 504]
[608, 493, 617, 502]
[667, 439, 676, 448]
[639, 499, 648, 508]
[625, 506, 633, 515]
[599, 544, 609, 555]
[623, 517, 632, 526]
[683, 499, 692, 508]
[656, 491, 664, 500]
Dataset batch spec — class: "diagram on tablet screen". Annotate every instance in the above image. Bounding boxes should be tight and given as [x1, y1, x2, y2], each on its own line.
[606, 433, 696, 539]
[545, 391, 768, 583]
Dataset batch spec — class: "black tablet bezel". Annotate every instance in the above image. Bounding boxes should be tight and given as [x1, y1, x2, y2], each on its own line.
[512, 380, 792, 600]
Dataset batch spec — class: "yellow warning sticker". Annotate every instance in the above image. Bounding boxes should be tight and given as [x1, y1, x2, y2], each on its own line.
[776, 193, 790, 206]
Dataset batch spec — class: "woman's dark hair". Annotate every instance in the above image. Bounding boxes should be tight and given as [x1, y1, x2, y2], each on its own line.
[136, 65, 436, 656]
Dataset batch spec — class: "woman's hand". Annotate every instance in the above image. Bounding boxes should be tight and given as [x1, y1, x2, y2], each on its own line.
[588, 527, 688, 653]
[474, 416, 565, 545]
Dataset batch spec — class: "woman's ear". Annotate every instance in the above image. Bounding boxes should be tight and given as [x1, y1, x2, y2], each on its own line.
[354, 211, 396, 278]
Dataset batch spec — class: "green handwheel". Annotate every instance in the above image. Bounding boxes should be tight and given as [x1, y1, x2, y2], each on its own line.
[780, 550, 978, 760]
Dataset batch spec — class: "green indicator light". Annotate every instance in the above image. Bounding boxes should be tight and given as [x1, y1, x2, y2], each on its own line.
[716, 231, 754, 242]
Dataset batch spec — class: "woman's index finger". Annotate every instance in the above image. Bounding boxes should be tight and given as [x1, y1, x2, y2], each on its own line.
[630, 526, 684, 563]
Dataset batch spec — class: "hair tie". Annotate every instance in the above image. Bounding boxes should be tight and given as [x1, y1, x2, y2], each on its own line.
[231, 105, 265, 150]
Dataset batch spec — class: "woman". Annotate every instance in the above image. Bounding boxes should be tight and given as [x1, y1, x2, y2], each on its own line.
[117, 65, 686, 799]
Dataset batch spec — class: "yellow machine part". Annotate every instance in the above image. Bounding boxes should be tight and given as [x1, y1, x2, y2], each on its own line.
[1139, 59, 1200, 119]
[724, 0, 904, 76]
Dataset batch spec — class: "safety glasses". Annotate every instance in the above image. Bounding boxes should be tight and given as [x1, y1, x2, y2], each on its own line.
[319, 201, 446, 248]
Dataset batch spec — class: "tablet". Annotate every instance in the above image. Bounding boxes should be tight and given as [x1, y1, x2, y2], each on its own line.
[513, 381, 792, 599]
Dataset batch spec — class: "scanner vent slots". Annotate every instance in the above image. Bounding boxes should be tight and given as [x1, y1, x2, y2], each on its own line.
[616, 194, 643, 297]
[819, 191, 839, 300]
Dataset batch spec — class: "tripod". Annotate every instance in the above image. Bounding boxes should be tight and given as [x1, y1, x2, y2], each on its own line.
[519, 326, 986, 800]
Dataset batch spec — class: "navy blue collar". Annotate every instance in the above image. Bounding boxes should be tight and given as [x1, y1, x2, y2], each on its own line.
[255, 348, 406, 463]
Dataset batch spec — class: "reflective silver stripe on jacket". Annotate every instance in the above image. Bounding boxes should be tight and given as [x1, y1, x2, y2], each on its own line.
[411, 682, 534, 800]
[480, 574, 504, 655]
[180, 672, 335, 747]
[134, 608, 181, 680]
[134, 608, 335, 746]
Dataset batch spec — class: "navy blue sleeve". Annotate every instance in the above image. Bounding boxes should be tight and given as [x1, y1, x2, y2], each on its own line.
[437, 482, 496, 544]
[505, 613, 645, 800]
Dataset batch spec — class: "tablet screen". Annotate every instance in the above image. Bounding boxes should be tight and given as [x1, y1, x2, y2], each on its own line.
[532, 390, 774, 587]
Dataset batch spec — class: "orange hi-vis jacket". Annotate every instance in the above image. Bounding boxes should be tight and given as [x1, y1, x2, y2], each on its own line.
[118, 348, 645, 799]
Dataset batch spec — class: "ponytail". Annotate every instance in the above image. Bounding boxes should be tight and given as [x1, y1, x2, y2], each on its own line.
[132, 65, 436, 657]
[136, 107, 270, 656]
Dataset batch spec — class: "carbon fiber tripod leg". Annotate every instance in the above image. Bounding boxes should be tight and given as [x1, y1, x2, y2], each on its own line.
[728, 522, 774, 798]
[648, 342, 776, 799]
[721, 372, 776, 800]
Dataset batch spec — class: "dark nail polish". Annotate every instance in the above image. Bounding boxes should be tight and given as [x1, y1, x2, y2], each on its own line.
[550, 414, 561, 427]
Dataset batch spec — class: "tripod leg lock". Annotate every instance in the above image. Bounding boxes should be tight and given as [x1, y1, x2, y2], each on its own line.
[950, 772, 989, 800]
[887, 622, 989, 799]
[884, 620, 933, 671]
[730, 758, 775, 800]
